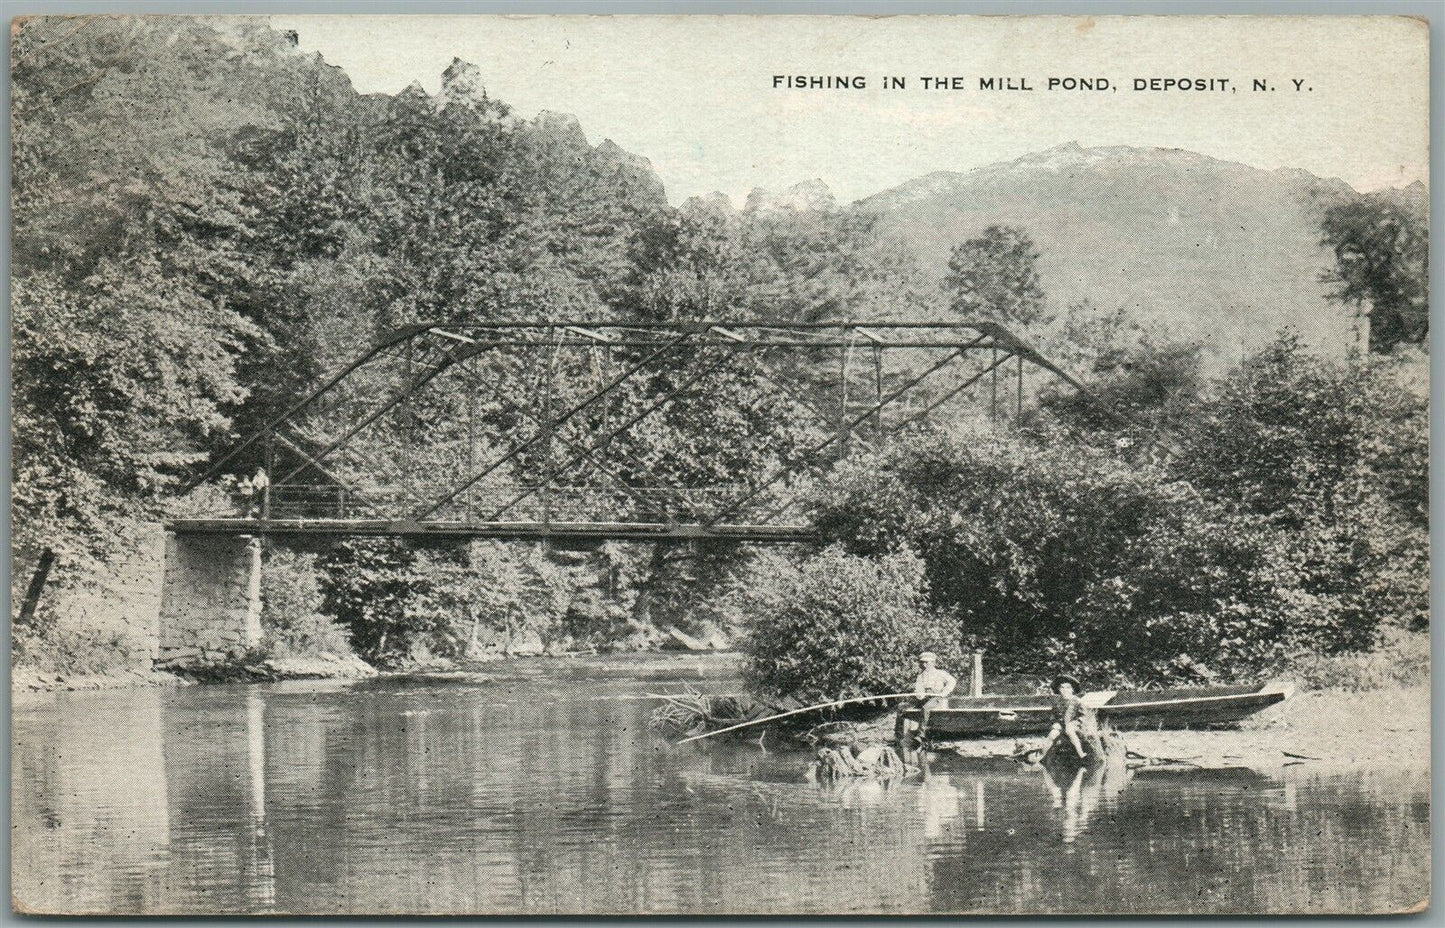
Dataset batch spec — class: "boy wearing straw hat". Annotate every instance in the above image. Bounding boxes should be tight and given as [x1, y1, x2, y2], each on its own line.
[1041, 673, 1089, 759]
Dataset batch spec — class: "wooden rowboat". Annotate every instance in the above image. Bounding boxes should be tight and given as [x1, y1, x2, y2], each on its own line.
[899, 682, 1295, 737]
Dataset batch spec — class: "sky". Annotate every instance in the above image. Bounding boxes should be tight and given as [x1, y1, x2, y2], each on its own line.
[271, 15, 1429, 206]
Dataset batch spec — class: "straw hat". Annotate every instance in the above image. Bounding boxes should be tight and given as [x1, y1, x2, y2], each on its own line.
[1050, 673, 1082, 694]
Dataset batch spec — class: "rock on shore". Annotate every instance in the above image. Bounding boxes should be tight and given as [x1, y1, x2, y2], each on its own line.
[172, 652, 379, 684]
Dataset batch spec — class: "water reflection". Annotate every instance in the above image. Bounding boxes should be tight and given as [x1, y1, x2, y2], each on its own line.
[1042, 757, 1130, 844]
[11, 656, 1431, 915]
[12, 694, 172, 913]
[917, 770, 961, 838]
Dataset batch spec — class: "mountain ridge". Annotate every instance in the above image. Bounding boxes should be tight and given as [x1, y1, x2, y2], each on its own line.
[855, 140, 1375, 211]
[839, 141, 1396, 358]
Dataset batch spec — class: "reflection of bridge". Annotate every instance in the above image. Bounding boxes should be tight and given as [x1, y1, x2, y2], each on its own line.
[173, 320, 1087, 543]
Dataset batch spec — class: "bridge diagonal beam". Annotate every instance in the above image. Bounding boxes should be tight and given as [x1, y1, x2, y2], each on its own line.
[704, 346, 973, 526]
[280, 419, 423, 506]
[469, 360, 678, 518]
[187, 322, 434, 490]
[855, 333, 987, 442]
[744, 354, 839, 428]
[329, 439, 433, 510]
[282, 420, 407, 498]
[754, 495, 805, 525]
[277, 341, 490, 486]
[400, 344, 684, 522]
[412, 330, 702, 521]
[271, 430, 388, 516]
[551, 350, 764, 521]
[482, 346, 739, 522]
[542, 429, 665, 520]
[746, 358, 878, 456]
[738, 333, 984, 452]
[890, 349, 1018, 433]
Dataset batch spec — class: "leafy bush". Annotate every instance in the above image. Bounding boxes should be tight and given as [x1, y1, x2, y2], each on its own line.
[815, 432, 1270, 682]
[739, 546, 965, 702]
[1172, 337, 1429, 644]
[1040, 345, 1207, 442]
[1176, 337, 1427, 531]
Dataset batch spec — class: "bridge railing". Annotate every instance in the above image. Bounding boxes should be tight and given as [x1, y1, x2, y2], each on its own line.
[209, 483, 794, 527]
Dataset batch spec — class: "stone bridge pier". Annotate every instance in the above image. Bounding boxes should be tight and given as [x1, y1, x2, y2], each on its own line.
[157, 533, 263, 669]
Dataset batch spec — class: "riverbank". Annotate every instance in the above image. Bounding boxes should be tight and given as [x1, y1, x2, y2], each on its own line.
[10, 630, 734, 696]
[940, 684, 1429, 773]
[11, 651, 378, 698]
[11, 664, 185, 694]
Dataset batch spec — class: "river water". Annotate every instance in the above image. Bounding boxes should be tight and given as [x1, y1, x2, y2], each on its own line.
[11, 654, 1429, 915]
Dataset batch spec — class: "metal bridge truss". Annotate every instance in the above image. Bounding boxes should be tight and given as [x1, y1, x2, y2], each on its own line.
[176, 320, 1086, 543]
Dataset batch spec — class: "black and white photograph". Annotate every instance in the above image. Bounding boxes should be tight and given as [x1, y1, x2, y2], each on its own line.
[8, 12, 1431, 915]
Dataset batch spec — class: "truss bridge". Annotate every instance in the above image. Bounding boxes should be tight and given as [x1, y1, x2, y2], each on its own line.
[173, 320, 1087, 544]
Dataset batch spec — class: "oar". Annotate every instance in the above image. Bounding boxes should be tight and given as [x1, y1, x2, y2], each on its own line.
[677, 691, 920, 744]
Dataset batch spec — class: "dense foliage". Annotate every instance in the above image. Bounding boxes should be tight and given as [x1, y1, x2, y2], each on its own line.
[758, 338, 1428, 686]
[11, 16, 915, 654]
[739, 546, 965, 701]
[317, 539, 565, 664]
[12, 17, 1428, 690]
[11, 18, 275, 598]
[1318, 191, 1429, 352]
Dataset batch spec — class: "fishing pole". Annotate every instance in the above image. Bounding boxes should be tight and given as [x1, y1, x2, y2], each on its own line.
[677, 691, 921, 744]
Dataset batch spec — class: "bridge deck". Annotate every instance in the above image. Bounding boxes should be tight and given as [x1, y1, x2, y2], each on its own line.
[165, 518, 815, 543]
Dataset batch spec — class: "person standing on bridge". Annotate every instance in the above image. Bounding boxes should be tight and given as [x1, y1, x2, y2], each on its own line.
[251, 467, 269, 518]
[240, 467, 269, 518]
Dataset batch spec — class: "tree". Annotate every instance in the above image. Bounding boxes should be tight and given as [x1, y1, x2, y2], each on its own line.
[1174, 338, 1428, 640]
[11, 17, 276, 611]
[1319, 193, 1429, 353]
[943, 225, 1048, 327]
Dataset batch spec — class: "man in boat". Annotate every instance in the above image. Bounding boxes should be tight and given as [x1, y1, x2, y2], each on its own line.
[909, 651, 957, 743]
[1041, 673, 1090, 760]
